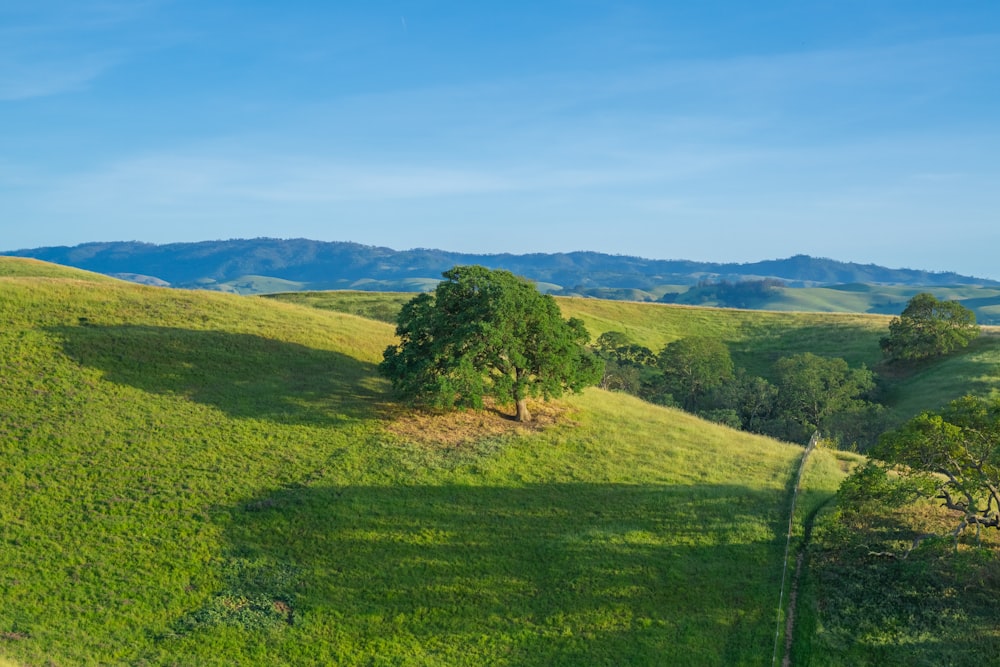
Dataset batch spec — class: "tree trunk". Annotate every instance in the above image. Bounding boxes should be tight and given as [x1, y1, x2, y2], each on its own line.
[515, 398, 532, 422]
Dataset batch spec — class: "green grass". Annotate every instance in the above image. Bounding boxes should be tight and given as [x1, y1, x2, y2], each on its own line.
[559, 298, 1000, 425]
[264, 290, 416, 323]
[1, 258, 823, 665]
[800, 491, 1000, 666]
[0, 257, 116, 282]
[6, 259, 1000, 665]
[880, 330, 1000, 416]
[272, 290, 891, 370]
[210, 275, 309, 294]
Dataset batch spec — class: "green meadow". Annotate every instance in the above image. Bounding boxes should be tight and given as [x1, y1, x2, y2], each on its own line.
[3, 260, 1000, 665]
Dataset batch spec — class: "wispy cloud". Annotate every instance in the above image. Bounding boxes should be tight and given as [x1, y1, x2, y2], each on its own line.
[0, 1, 163, 100]
[0, 54, 121, 101]
[41, 140, 764, 214]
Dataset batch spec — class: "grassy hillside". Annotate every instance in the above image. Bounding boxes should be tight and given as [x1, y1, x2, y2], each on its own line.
[1, 258, 829, 666]
[667, 283, 1000, 324]
[263, 290, 415, 324]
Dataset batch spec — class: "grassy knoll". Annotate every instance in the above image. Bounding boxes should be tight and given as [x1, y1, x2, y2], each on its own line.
[2, 258, 827, 665]
[0, 257, 116, 282]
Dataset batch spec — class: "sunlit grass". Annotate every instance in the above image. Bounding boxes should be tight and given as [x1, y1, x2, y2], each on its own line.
[0, 258, 828, 665]
[8, 258, 998, 665]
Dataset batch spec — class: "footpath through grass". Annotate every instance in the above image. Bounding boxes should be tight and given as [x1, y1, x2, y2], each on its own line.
[1, 259, 829, 665]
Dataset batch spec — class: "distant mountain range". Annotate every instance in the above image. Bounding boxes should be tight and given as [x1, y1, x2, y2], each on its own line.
[7, 239, 998, 298]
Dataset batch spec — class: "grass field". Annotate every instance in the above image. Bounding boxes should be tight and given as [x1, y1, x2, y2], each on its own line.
[2, 258, 827, 666]
[5, 260, 1000, 665]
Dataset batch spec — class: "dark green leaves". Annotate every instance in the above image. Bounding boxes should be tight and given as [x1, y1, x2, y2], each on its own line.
[880, 292, 980, 361]
[379, 266, 603, 420]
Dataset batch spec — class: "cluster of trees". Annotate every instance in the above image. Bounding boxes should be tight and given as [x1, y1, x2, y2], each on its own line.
[596, 331, 884, 447]
[595, 292, 982, 449]
[660, 278, 785, 308]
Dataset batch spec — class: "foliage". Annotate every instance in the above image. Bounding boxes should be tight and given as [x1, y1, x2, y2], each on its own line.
[595, 331, 657, 366]
[872, 395, 1000, 538]
[593, 331, 656, 393]
[649, 337, 734, 411]
[880, 292, 980, 361]
[803, 456, 1000, 666]
[380, 266, 603, 421]
[712, 370, 779, 434]
[663, 278, 785, 308]
[771, 353, 879, 445]
[288, 290, 1000, 439]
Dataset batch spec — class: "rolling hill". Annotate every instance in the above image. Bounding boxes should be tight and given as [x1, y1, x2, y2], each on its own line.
[3, 258, 999, 665]
[0, 257, 829, 665]
[9, 238, 1000, 324]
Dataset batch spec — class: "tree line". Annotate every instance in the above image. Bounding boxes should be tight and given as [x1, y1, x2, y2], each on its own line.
[595, 330, 885, 448]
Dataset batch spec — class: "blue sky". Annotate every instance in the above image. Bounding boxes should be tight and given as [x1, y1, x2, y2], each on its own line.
[3, 1, 999, 278]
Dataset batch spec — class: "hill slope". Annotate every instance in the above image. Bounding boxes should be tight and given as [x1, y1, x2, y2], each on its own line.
[1, 257, 829, 665]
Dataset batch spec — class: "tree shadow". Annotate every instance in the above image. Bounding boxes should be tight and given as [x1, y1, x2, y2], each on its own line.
[167, 482, 792, 665]
[50, 324, 386, 425]
[798, 497, 1000, 666]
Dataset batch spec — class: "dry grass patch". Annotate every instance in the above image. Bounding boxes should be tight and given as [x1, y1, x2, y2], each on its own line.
[384, 399, 576, 448]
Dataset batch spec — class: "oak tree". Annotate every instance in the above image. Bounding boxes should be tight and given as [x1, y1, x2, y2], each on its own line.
[880, 292, 980, 362]
[874, 395, 1000, 541]
[379, 265, 603, 422]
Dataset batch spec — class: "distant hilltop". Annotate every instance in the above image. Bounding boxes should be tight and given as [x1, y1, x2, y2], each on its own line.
[6, 238, 998, 298]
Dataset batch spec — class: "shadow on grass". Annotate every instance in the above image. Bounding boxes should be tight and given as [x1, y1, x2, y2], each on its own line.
[51, 324, 386, 425]
[184, 482, 791, 666]
[795, 493, 1000, 667]
[876, 335, 1000, 421]
[801, 538, 1000, 666]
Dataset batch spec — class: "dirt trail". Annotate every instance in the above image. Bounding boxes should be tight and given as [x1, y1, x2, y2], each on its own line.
[772, 432, 821, 667]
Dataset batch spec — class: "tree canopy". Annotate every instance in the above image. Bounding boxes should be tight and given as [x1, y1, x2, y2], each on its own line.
[880, 292, 980, 361]
[872, 395, 1000, 539]
[652, 337, 734, 411]
[771, 352, 879, 444]
[379, 265, 603, 422]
